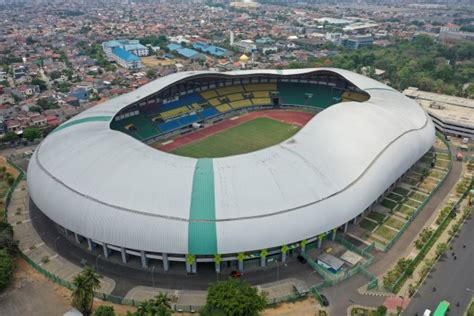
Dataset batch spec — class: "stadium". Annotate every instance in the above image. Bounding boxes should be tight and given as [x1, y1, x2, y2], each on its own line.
[27, 68, 435, 272]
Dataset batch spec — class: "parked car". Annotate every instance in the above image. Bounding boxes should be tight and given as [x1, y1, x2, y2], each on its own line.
[320, 294, 329, 307]
[230, 270, 241, 278]
[297, 255, 307, 264]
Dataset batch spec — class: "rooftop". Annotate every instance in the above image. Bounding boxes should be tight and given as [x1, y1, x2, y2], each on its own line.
[112, 47, 140, 62]
[404, 87, 474, 128]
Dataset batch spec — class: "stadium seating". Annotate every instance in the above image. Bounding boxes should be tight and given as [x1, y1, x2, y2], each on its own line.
[342, 91, 370, 102]
[215, 104, 232, 113]
[200, 90, 218, 99]
[200, 107, 219, 119]
[278, 83, 342, 109]
[111, 114, 160, 141]
[227, 93, 244, 102]
[216, 85, 244, 96]
[252, 91, 270, 98]
[230, 99, 252, 109]
[244, 83, 277, 91]
[159, 114, 200, 133]
[112, 83, 358, 140]
[252, 98, 272, 106]
[208, 98, 222, 107]
[159, 106, 191, 120]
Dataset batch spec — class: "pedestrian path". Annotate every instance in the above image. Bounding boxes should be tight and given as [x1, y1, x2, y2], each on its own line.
[8, 180, 116, 294]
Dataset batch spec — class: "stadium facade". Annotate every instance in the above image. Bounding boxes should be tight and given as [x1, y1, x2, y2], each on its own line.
[27, 68, 435, 272]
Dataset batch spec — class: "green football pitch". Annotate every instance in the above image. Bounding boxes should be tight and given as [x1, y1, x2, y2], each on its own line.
[171, 117, 300, 158]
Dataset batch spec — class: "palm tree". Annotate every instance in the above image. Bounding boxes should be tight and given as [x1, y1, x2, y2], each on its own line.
[71, 274, 92, 315]
[136, 300, 155, 316]
[154, 292, 172, 316]
[82, 266, 102, 313]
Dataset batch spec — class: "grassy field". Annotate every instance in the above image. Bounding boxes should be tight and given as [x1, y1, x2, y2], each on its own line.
[171, 117, 299, 158]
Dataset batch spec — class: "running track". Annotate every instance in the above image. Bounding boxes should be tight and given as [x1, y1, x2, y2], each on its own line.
[158, 109, 315, 152]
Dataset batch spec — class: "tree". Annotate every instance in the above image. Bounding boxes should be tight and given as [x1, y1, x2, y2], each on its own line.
[93, 306, 115, 316]
[23, 127, 42, 142]
[376, 305, 387, 316]
[436, 243, 448, 258]
[3, 132, 18, 143]
[71, 267, 102, 316]
[72, 274, 92, 315]
[31, 78, 47, 91]
[133, 293, 172, 316]
[154, 292, 172, 316]
[203, 279, 267, 316]
[146, 69, 157, 79]
[0, 248, 14, 292]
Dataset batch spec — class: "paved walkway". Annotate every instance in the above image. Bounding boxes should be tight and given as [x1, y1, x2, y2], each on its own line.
[8, 180, 116, 294]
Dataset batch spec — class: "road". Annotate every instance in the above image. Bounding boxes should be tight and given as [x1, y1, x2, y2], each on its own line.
[29, 200, 322, 296]
[404, 210, 474, 316]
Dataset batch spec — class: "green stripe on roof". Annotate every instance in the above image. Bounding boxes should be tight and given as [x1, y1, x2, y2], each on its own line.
[52, 116, 112, 134]
[188, 158, 218, 255]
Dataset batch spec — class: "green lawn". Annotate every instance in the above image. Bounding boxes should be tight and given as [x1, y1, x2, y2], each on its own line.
[409, 191, 428, 202]
[403, 198, 422, 209]
[387, 193, 404, 202]
[359, 218, 378, 231]
[393, 187, 410, 196]
[395, 205, 416, 217]
[374, 225, 397, 241]
[381, 198, 398, 210]
[366, 211, 386, 223]
[384, 216, 406, 230]
[171, 117, 299, 158]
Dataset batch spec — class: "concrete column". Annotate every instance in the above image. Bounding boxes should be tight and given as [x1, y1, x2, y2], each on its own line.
[120, 247, 128, 263]
[317, 238, 322, 249]
[238, 260, 244, 272]
[332, 228, 337, 241]
[87, 238, 93, 251]
[74, 233, 81, 244]
[260, 256, 266, 267]
[215, 262, 221, 273]
[282, 252, 287, 263]
[185, 262, 191, 273]
[140, 250, 148, 268]
[343, 222, 349, 233]
[162, 253, 169, 272]
[191, 262, 197, 274]
[353, 215, 358, 225]
[103, 243, 110, 259]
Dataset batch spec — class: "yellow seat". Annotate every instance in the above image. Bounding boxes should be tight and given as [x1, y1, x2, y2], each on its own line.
[208, 98, 221, 107]
[216, 104, 232, 113]
[252, 91, 270, 98]
[230, 100, 252, 109]
[252, 98, 272, 106]
[160, 106, 190, 120]
[227, 93, 244, 102]
[200, 90, 218, 99]
[216, 85, 244, 96]
[244, 83, 277, 91]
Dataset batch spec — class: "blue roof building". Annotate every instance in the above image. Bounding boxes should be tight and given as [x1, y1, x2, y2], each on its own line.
[111, 47, 142, 69]
[167, 43, 182, 51]
[102, 39, 149, 64]
[166, 43, 205, 60]
[192, 42, 228, 57]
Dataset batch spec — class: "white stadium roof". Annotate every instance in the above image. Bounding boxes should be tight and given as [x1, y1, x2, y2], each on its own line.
[27, 68, 435, 256]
